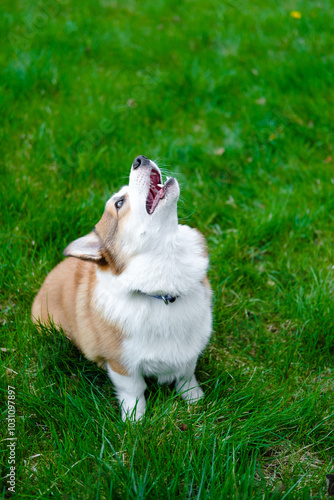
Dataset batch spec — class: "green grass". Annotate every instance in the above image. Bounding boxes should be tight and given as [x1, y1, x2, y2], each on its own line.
[1, 0, 334, 498]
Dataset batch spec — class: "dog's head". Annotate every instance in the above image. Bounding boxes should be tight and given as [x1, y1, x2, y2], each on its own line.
[63, 156, 180, 274]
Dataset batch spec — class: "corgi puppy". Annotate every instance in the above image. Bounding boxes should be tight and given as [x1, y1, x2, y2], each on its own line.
[32, 155, 212, 421]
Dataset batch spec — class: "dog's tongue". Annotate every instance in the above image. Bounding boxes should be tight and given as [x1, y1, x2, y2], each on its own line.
[146, 169, 164, 214]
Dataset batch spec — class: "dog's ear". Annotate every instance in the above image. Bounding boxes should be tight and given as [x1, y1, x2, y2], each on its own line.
[63, 232, 104, 262]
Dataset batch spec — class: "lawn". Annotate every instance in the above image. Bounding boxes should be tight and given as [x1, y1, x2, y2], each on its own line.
[1, 0, 334, 498]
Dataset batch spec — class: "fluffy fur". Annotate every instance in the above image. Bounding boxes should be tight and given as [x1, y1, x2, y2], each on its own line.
[32, 156, 212, 420]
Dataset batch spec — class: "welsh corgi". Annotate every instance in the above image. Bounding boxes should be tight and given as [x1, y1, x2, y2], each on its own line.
[32, 155, 212, 420]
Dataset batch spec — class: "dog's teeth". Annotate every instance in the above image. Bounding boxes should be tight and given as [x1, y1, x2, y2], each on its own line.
[157, 183, 163, 187]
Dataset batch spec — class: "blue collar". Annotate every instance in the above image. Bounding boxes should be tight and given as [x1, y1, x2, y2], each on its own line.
[150, 294, 177, 305]
[136, 291, 178, 305]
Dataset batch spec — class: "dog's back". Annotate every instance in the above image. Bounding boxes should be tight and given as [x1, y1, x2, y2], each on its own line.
[32, 258, 125, 372]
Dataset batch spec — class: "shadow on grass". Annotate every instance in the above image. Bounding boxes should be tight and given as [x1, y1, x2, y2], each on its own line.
[34, 320, 108, 387]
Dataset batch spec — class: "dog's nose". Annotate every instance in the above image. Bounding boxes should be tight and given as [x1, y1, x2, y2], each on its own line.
[132, 155, 150, 169]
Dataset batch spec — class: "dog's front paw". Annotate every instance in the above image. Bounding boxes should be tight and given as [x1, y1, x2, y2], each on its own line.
[121, 398, 146, 422]
[176, 375, 204, 403]
[181, 385, 204, 403]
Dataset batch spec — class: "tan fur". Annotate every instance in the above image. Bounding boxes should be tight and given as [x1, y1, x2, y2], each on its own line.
[202, 275, 211, 290]
[32, 203, 129, 375]
[193, 228, 209, 258]
[95, 194, 130, 275]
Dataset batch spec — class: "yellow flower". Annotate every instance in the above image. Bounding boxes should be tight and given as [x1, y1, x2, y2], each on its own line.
[290, 11, 302, 19]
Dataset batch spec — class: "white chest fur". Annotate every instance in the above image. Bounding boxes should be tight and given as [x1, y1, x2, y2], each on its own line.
[95, 280, 211, 380]
[93, 225, 212, 382]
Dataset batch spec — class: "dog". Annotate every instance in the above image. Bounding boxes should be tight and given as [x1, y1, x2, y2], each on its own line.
[32, 155, 212, 420]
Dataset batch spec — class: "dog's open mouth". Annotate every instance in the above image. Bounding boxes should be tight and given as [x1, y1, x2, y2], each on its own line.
[146, 168, 173, 214]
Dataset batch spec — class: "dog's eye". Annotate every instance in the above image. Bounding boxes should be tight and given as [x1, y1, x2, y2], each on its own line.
[115, 199, 124, 210]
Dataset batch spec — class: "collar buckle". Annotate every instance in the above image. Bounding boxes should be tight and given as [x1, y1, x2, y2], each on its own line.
[136, 290, 178, 304]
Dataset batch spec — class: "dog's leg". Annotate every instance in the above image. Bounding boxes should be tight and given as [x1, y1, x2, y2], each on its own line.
[106, 364, 147, 421]
[175, 360, 204, 402]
